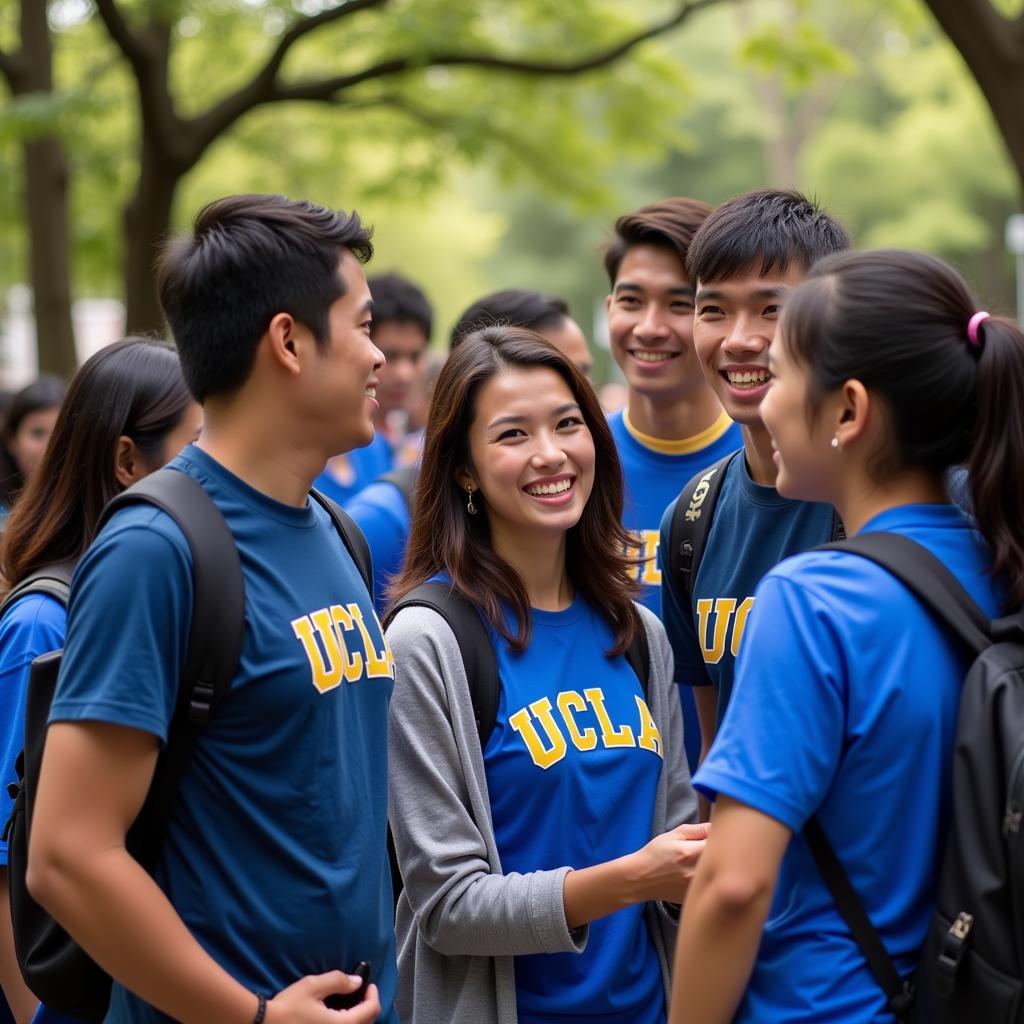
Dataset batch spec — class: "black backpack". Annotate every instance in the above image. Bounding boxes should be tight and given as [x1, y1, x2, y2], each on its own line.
[666, 450, 844, 602]
[805, 531, 1024, 1023]
[1, 468, 371, 1023]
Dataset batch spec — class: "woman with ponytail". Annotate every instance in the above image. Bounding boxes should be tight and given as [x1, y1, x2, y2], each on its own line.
[668, 249, 1022, 1023]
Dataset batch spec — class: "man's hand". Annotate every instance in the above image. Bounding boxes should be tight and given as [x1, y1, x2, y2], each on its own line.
[267, 972, 380, 1023]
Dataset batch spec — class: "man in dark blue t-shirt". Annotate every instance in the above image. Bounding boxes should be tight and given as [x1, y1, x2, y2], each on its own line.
[659, 190, 850, 771]
[28, 196, 394, 1023]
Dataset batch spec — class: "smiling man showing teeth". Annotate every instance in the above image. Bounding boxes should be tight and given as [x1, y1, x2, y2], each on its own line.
[658, 190, 850, 776]
[604, 199, 743, 771]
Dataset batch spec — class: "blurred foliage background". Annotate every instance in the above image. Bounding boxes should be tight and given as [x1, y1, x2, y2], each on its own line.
[0, 0, 1020, 381]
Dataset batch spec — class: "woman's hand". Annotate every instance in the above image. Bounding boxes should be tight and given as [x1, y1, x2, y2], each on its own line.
[627, 822, 710, 905]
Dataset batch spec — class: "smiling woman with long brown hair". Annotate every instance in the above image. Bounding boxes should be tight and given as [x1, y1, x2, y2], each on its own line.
[386, 325, 706, 1024]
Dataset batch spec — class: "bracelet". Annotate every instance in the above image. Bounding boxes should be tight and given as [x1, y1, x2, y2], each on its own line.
[253, 993, 267, 1024]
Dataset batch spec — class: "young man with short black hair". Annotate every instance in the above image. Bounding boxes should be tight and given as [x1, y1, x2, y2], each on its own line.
[659, 188, 851, 767]
[28, 194, 395, 1024]
[604, 198, 743, 769]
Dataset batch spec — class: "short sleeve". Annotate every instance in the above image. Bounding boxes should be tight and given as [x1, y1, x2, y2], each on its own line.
[49, 510, 194, 743]
[658, 500, 712, 687]
[693, 571, 846, 831]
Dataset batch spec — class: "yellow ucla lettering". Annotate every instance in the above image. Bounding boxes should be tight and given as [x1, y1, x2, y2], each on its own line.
[583, 687, 636, 748]
[556, 691, 598, 751]
[349, 603, 396, 679]
[640, 531, 662, 586]
[291, 612, 344, 693]
[697, 597, 736, 665]
[330, 605, 364, 682]
[509, 698, 568, 769]
[730, 596, 756, 658]
[634, 696, 664, 757]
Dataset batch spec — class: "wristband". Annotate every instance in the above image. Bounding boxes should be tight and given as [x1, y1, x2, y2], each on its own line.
[253, 993, 267, 1024]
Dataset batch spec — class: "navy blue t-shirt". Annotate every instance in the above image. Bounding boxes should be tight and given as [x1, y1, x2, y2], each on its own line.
[696, 504, 1006, 1023]
[660, 452, 835, 725]
[50, 446, 398, 1023]
[483, 596, 666, 1024]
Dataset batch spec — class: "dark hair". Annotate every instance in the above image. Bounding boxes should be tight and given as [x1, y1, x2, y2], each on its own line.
[687, 188, 850, 284]
[157, 193, 374, 402]
[367, 272, 433, 341]
[780, 248, 1024, 605]
[0, 374, 67, 507]
[604, 197, 712, 287]
[392, 326, 641, 653]
[450, 289, 572, 349]
[0, 338, 193, 589]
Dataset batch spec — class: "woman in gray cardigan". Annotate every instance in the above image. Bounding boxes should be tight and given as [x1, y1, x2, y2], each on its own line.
[386, 327, 705, 1024]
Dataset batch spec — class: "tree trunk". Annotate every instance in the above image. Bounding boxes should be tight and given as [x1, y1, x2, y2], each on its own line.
[122, 139, 183, 336]
[13, 0, 77, 376]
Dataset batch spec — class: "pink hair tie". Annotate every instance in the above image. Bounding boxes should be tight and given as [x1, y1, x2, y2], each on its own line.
[967, 311, 990, 348]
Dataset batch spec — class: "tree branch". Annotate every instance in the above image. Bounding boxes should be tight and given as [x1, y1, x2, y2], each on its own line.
[0, 46, 20, 88]
[921, 0, 1020, 70]
[187, 0, 723, 162]
[93, 0, 149, 70]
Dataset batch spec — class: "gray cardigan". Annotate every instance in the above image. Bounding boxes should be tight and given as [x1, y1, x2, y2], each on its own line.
[386, 601, 697, 1024]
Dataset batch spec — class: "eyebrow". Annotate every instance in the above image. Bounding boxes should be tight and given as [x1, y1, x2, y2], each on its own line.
[487, 401, 581, 431]
[695, 285, 790, 303]
[614, 281, 694, 298]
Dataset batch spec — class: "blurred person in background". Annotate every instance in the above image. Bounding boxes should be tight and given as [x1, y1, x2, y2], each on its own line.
[0, 338, 200, 1024]
[0, 377, 67, 524]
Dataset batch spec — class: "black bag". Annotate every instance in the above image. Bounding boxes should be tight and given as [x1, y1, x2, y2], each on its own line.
[2, 469, 372, 1023]
[666, 450, 844, 602]
[807, 531, 1024, 1023]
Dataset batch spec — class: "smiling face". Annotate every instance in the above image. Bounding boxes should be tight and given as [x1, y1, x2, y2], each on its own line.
[460, 366, 595, 545]
[605, 244, 702, 404]
[693, 263, 807, 427]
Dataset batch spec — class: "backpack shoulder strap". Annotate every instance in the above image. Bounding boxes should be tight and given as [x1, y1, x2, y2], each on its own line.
[818, 531, 990, 655]
[804, 818, 915, 1020]
[667, 450, 740, 604]
[625, 615, 651, 701]
[310, 489, 374, 594]
[379, 465, 418, 520]
[0, 561, 75, 621]
[388, 582, 499, 747]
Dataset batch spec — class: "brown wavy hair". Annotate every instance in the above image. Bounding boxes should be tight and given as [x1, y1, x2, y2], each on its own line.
[390, 325, 641, 653]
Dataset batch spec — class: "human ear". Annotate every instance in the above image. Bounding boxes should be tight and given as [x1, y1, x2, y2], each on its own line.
[113, 436, 146, 489]
[456, 466, 476, 491]
[265, 312, 302, 376]
[834, 379, 870, 449]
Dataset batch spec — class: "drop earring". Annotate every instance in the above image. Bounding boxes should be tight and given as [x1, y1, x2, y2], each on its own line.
[466, 487, 478, 515]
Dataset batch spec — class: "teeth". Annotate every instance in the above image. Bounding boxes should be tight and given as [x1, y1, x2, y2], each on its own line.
[526, 479, 572, 496]
[365, 387, 377, 398]
[726, 370, 770, 386]
[633, 350, 675, 363]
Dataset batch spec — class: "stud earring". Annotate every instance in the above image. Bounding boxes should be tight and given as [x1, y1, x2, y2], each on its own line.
[466, 487, 478, 515]
[830, 435, 841, 450]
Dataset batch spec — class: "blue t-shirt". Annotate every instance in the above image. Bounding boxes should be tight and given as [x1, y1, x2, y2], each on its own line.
[314, 433, 394, 506]
[483, 596, 665, 1024]
[659, 452, 835, 725]
[695, 503, 1006, 1023]
[344, 478, 411, 616]
[49, 446, 398, 1024]
[608, 408, 742, 770]
[0, 593, 66, 865]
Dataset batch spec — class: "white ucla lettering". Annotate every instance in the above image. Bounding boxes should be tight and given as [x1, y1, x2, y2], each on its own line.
[684, 466, 720, 522]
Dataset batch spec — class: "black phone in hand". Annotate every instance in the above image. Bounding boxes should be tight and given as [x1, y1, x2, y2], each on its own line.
[325, 961, 371, 1010]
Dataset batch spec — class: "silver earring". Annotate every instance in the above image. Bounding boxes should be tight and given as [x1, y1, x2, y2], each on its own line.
[466, 487, 478, 515]
[830, 435, 840, 450]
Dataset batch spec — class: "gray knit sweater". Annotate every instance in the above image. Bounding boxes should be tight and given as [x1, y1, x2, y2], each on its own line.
[386, 601, 697, 1024]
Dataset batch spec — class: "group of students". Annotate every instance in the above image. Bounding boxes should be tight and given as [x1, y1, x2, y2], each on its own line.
[0, 185, 1016, 1024]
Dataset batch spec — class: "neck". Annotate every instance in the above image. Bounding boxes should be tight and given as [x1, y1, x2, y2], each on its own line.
[490, 526, 573, 611]
[197, 397, 331, 508]
[834, 467, 948, 536]
[626, 383, 723, 442]
[742, 422, 778, 486]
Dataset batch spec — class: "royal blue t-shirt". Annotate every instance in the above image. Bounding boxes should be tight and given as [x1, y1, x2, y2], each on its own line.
[659, 452, 835, 725]
[483, 596, 666, 1024]
[608, 409, 741, 770]
[695, 503, 1006, 1023]
[49, 446, 398, 1024]
[344, 477, 411, 617]
[314, 432, 394, 506]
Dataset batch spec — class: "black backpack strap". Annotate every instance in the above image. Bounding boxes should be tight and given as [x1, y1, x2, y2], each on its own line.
[379, 465, 418, 521]
[310, 489, 374, 594]
[667, 451, 740, 604]
[0, 561, 75, 621]
[805, 818, 916, 1020]
[625, 615, 650, 701]
[98, 468, 245, 867]
[830, 510, 846, 542]
[817, 531, 990, 655]
[387, 582, 499, 747]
